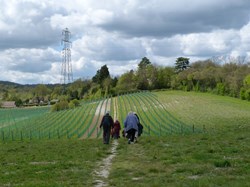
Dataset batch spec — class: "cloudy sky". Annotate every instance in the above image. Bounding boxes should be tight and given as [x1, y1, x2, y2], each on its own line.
[1, 0, 250, 84]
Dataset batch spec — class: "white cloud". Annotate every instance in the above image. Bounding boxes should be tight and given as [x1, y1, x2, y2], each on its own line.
[72, 31, 146, 62]
[0, 0, 250, 84]
[0, 47, 60, 72]
[0, 47, 61, 84]
[180, 29, 239, 56]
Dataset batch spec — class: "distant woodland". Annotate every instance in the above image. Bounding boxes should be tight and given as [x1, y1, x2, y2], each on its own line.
[0, 57, 250, 109]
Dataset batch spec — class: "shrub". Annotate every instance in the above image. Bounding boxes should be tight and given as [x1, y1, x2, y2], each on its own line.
[51, 100, 69, 112]
[216, 83, 225, 96]
[15, 99, 23, 107]
[70, 99, 80, 107]
[240, 88, 246, 100]
[245, 89, 250, 101]
[69, 102, 75, 109]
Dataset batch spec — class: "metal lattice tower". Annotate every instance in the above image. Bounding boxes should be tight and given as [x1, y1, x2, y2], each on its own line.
[61, 28, 73, 85]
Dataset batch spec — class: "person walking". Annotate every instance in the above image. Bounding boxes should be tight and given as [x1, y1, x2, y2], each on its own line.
[112, 119, 121, 139]
[124, 111, 138, 144]
[100, 111, 114, 144]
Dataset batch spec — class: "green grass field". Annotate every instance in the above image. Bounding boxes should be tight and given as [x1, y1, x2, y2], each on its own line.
[0, 91, 250, 186]
[0, 139, 110, 186]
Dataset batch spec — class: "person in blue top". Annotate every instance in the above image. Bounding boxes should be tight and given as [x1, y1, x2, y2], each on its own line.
[124, 111, 138, 144]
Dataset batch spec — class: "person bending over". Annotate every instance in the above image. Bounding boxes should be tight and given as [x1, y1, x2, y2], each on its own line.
[124, 111, 138, 144]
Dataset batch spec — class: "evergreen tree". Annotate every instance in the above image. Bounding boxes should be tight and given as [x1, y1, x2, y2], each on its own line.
[175, 57, 190, 73]
[92, 65, 110, 85]
[137, 57, 151, 90]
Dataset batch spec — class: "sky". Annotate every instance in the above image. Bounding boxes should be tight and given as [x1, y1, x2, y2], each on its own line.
[1, 0, 250, 84]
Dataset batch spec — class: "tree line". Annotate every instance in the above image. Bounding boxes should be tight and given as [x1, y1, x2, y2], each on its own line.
[0, 57, 249, 109]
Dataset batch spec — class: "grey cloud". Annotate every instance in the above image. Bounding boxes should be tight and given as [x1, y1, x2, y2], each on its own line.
[75, 35, 146, 62]
[0, 27, 60, 50]
[0, 1, 66, 50]
[96, 41, 146, 62]
[1, 0, 250, 84]
[99, 1, 250, 37]
[4, 48, 60, 73]
[73, 66, 96, 80]
[151, 38, 182, 57]
[10, 61, 51, 73]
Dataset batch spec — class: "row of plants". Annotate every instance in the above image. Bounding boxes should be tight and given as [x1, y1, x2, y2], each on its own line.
[155, 90, 250, 132]
[0, 91, 206, 141]
[0, 100, 101, 141]
[103, 91, 198, 137]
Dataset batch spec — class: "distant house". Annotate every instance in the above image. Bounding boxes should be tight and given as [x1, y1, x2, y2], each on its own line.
[1, 101, 16, 108]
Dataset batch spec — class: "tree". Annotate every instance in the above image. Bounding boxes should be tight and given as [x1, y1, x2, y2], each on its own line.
[2, 90, 9, 100]
[222, 63, 249, 97]
[156, 67, 175, 89]
[33, 84, 50, 102]
[138, 57, 151, 69]
[137, 57, 152, 90]
[175, 57, 190, 73]
[15, 98, 23, 107]
[51, 85, 64, 99]
[116, 70, 136, 93]
[80, 80, 91, 99]
[102, 77, 112, 97]
[243, 74, 250, 87]
[146, 64, 158, 90]
[111, 77, 118, 87]
[242, 74, 250, 100]
[92, 65, 110, 85]
[69, 90, 79, 100]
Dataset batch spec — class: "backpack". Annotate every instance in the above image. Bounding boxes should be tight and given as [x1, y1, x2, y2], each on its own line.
[138, 123, 143, 136]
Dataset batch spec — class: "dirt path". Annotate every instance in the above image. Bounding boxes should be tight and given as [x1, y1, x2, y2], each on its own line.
[112, 97, 118, 120]
[81, 98, 111, 139]
[93, 140, 118, 187]
[93, 97, 119, 187]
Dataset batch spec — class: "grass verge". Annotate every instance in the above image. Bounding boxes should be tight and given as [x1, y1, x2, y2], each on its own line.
[109, 123, 250, 186]
[0, 139, 110, 186]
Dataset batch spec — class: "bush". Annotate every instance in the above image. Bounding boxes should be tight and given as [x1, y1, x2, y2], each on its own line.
[51, 100, 69, 112]
[71, 99, 80, 107]
[240, 88, 246, 100]
[69, 99, 80, 109]
[69, 102, 75, 109]
[216, 83, 225, 96]
[15, 99, 23, 107]
[245, 89, 250, 101]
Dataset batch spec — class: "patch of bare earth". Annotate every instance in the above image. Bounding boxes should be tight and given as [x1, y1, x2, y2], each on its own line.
[81, 98, 111, 139]
[93, 97, 119, 187]
[93, 140, 118, 187]
[113, 97, 118, 120]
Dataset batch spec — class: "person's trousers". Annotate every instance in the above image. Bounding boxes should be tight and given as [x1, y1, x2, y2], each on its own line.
[126, 128, 136, 142]
[103, 129, 111, 144]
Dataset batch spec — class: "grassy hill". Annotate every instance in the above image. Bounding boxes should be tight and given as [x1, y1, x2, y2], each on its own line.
[0, 91, 250, 186]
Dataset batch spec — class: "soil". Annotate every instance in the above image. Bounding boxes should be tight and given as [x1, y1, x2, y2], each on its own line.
[93, 97, 119, 187]
[81, 98, 111, 139]
[94, 140, 118, 187]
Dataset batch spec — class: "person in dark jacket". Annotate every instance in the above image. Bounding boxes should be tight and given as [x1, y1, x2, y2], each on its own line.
[100, 111, 114, 144]
[124, 111, 138, 144]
